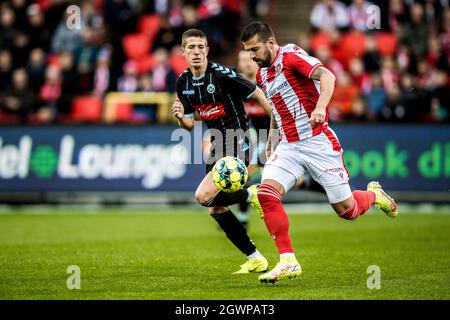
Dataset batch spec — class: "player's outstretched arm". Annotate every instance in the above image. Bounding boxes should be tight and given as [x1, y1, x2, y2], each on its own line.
[249, 87, 272, 116]
[309, 66, 336, 128]
[172, 97, 194, 131]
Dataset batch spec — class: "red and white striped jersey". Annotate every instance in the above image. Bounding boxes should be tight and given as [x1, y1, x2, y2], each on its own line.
[256, 44, 326, 143]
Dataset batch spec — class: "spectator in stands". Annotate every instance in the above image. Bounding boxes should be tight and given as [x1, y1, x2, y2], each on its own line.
[384, 0, 407, 33]
[1, 68, 36, 122]
[430, 70, 450, 122]
[310, 0, 350, 31]
[364, 73, 387, 120]
[315, 45, 345, 78]
[153, 16, 181, 52]
[348, 0, 374, 32]
[26, 48, 46, 92]
[397, 74, 425, 121]
[51, 10, 83, 54]
[0, 4, 16, 50]
[348, 57, 371, 93]
[10, 30, 31, 69]
[427, 35, 449, 71]
[11, 0, 28, 31]
[80, 0, 104, 30]
[439, 7, 450, 67]
[0, 50, 13, 92]
[399, 2, 429, 58]
[58, 50, 79, 115]
[103, 0, 137, 36]
[26, 4, 52, 51]
[348, 95, 368, 122]
[416, 58, 434, 90]
[396, 42, 416, 74]
[135, 74, 158, 123]
[150, 47, 176, 93]
[329, 71, 360, 121]
[37, 65, 62, 123]
[297, 31, 311, 53]
[380, 56, 400, 92]
[363, 34, 382, 72]
[92, 48, 114, 98]
[382, 82, 401, 121]
[422, 0, 446, 25]
[117, 60, 139, 92]
[74, 27, 100, 93]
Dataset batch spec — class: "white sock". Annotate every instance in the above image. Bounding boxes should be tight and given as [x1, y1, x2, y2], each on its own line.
[246, 188, 253, 202]
[247, 249, 262, 259]
[280, 253, 296, 261]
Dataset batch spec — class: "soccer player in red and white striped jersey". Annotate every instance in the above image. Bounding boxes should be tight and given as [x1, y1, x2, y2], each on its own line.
[241, 22, 399, 284]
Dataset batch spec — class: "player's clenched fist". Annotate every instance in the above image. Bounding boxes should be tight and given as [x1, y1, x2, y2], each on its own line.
[310, 106, 326, 129]
[172, 98, 184, 119]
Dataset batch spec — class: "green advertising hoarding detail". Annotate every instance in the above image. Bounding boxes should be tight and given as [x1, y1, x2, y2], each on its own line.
[0, 125, 448, 192]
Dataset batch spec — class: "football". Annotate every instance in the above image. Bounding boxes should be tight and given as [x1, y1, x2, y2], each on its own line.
[211, 156, 248, 193]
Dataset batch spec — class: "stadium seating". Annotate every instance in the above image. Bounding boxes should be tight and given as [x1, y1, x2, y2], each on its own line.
[114, 102, 133, 123]
[170, 53, 189, 76]
[336, 31, 367, 68]
[122, 33, 151, 61]
[71, 96, 103, 122]
[137, 15, 161, 46]
[375, 32, 398, 57]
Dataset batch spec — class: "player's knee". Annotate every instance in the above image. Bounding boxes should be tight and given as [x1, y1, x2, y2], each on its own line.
[195, 189, 214, 207]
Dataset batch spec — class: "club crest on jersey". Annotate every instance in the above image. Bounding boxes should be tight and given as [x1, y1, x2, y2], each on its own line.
[275, 64, 282, 74]
[207, 84, 216, 94]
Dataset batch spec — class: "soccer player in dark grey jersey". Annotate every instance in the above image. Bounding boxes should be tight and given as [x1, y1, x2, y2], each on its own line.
[171, 29, 271, 274]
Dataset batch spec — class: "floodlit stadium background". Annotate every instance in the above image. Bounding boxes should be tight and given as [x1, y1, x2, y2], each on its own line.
[0, 0, 449, 300]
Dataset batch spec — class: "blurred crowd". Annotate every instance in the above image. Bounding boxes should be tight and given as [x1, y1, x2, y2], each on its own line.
[0, 0, 449, 124]
[303, 0, 450, 123]
[0, 0, 266, 124]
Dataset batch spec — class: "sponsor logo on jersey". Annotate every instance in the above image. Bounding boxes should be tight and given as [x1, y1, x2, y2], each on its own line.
[193, 102, 225, 121]
[324, 167, 345, 173]
[266, 81, 289, 98]
[182, 90, 195, 95]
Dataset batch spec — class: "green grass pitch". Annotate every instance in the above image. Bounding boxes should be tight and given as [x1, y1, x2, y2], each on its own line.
[0, 208, 449, 300]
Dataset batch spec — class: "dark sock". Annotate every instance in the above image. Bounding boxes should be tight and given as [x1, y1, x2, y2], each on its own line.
[239, 200, 249, 212]
[211, 210, 256, 256]
[204, 189, 248, 207]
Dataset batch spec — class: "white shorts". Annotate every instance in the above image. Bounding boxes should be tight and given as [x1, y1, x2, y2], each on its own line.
[261, 128, 352, 204]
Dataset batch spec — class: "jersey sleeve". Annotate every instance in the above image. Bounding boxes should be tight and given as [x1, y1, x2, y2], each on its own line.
[175, 76, 195, 117]
[223, 69, 257, 101]
[284, 50, 323, 79]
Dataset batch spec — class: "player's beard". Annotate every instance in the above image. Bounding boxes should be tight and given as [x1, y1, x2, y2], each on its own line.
[256, 48, 272, 68]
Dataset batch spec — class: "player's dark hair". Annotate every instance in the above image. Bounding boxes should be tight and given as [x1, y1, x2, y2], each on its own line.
[240, 21, 274, 42]
[182, 29, 208, 47]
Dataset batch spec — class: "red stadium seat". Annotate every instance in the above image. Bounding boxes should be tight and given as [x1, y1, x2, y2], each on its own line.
[335, 31, 367, 68]
[136, 54, 155, 74]
[170, 53, 188, 76]
[114, 103, 133, 123]
[0, 111, 19, 124]
[138, 15, 161, 44]
[122, 33, 151, 60]
[71, 96, 103, 122]
[310, 31, 333, 53]
[375, 32, 398, 56]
